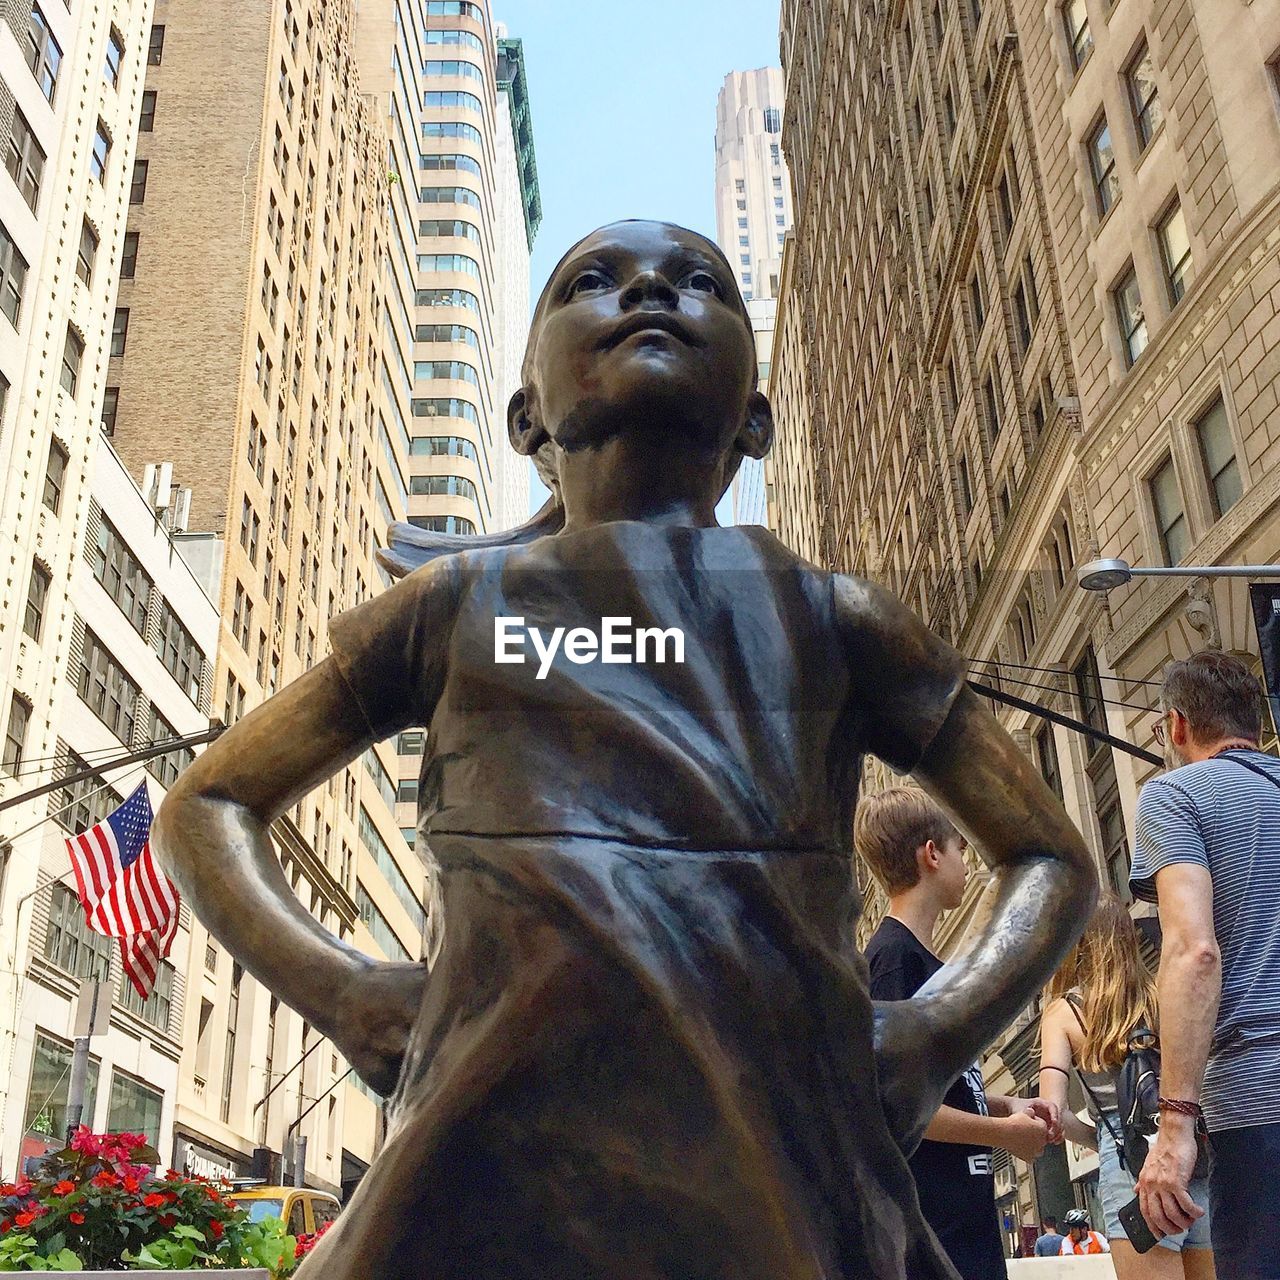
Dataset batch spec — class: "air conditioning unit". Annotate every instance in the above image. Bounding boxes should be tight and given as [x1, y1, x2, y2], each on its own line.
[171, 487, 193, 533]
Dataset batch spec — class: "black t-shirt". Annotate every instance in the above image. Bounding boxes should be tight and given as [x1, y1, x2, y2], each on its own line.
[866, 918, 1008, 1280]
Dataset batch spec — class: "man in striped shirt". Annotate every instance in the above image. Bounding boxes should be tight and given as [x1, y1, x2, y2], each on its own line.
[1130, 652, 1280, 1279]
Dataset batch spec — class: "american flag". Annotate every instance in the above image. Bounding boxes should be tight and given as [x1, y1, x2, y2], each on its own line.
[66, 781, 179, 998]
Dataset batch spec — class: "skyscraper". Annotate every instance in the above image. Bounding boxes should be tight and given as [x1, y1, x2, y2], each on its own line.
[713, 68, 792, 528]
[775, 0, 1280, 1241]
[0, 0, 157, 1166]
[98, 0, 421, 1195]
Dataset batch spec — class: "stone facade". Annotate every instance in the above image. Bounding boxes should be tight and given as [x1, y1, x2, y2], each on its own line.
[776, 0, 1280, 1242]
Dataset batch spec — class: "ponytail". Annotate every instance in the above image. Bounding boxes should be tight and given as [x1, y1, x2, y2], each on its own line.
[376, 494, 565, 580]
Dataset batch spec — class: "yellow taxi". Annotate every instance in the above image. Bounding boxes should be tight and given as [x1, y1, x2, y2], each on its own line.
[226, 1183, 341, 1238]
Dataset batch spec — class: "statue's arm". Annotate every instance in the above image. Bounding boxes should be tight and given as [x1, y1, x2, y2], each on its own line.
[833, 575, 1095, 1148]
[153, 659, 424, 1095]
[876, 686, 1096, 1147]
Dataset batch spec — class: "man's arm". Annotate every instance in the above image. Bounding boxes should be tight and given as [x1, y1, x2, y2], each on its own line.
[1137, 861, 1219, 1236]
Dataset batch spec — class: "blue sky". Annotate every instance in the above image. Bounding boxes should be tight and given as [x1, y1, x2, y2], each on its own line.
[498, 0, 783, 299]
[494, 0, 783, 514]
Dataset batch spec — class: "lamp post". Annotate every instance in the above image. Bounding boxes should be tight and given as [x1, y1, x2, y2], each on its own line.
[1077, 557, 1280, 592]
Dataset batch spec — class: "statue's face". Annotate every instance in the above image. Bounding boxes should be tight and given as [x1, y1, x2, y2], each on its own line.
[515, 221, 767, 467]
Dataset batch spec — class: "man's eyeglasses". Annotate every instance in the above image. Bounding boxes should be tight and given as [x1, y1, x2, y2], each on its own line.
[1152, 709, 1179, 747]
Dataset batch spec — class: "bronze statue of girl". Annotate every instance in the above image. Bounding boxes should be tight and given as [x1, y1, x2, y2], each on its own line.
[155, 220, 1095, 1279]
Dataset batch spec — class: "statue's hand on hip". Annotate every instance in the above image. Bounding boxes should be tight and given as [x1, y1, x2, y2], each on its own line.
[334, 960, 429, 1096]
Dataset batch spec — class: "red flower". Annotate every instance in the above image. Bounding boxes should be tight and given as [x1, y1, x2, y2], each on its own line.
[209, 1218, 225, 1239]
[14, 1211, 35, 1228]
[158, 1212, 176, 1229]
[69, 1211, 86, 1225]
[92, 1171, 119, 1187]
[143, 1192, 167, 1209]
[0, 1220, 10, 1233]
[52, 1180, 75, 1196]
[123, 1176, 141, 1194]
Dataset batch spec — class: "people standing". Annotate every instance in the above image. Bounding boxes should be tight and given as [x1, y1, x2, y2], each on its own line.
[1130, 652, 1280, 1280]
[1040, 894, 1215, 1278]
[1034, 1216, 1066, 1257]
[1060, 1209, 1112, 1256]
[857, 787, 1060, 1280]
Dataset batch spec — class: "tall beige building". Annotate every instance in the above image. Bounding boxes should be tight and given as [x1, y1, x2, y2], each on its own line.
[0, 0, 158, 1165]
[776, 0, 1280, 1244]
[102, 0, 421, 1196]
[713, 67, 793, 527]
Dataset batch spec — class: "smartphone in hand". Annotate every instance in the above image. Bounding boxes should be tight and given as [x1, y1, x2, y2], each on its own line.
[1119, 1196, 1163, 1253]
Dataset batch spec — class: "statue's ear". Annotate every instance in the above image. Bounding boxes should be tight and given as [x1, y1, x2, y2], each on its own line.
[736, 390, 774, 460]
[508, 388, 549, 457]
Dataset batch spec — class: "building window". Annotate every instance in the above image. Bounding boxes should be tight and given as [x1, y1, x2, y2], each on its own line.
[119, 960, 174, 1033]
[1063, 0, 1092, 69]
[58, 754, 122, 835]
[147, 705, 194, 788]
[104, 26, 124, 87]
[1023, 253, 1040, 324]
[1126, 42, 1162, 149]
[26, 4, 63, 103]
[969, 270, 986, 330]
[60, 328, 84, 396]
[93, 515, 152, 633]
[78, 628, 142, 743]
[1195, 396, 1242, 518]
[1113, 263, 1147, 366]
[1013, 281, 1032, 352]
[983, 365, 1002, 439]
[1, 221, 29, 326]
[75, 220, 99, 287]
[154, 601, 204, 701]
[3, 695, 29, 776]
[129, 159, 149, 204]
[24, 1034, 101, 1144]
[43, 883, 114, 981]
[110, 307, 130, 357]
[43, 440, 68, 512]
[764, 106, 781, 133]
[139, 90, 157, 132]
[121, 230, 139, 279]
[958, 451, 974, 516]
[1157, 200, 1191, 305]
[101, 385, 120, 435]
[24, 561, 51, 640]
[147, 24, 165, 65]
[1035, 724, 1063, 800]
[1149, 454, 1189, 564]
[943, 84, 956, 137]
[1087, 118, 1119, 216]
[108, 1070, 163, 1148]
[90, 120, 111, 182]
[7, 108, 46, 213]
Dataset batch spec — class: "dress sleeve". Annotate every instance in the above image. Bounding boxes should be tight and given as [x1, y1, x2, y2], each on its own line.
[1130, 776, 1209, 903]
[834, 575, 968, 774]
[326, 555, 463, 740]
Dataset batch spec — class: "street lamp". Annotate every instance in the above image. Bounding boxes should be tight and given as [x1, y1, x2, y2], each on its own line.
[1077, 557, 1280, 592]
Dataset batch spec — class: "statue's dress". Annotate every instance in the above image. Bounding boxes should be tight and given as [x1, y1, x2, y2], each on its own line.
[315, 522, 966, 1279]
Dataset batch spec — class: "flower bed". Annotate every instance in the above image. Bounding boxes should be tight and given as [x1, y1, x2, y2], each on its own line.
[0, 1131, 296, 1273]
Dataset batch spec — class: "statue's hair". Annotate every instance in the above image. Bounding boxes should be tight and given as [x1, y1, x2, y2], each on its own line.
[378, 221, 759, 581]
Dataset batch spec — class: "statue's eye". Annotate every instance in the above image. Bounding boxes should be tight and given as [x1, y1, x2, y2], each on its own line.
[568, 270, 609, 297]
[686, 271, 722, 296]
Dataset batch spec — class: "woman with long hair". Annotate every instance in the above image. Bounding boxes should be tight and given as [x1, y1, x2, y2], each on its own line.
[1040, 894, 1214, 1278]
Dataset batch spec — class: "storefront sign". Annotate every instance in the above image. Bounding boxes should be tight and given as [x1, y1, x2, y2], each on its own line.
[173, 1134, 248, 1184]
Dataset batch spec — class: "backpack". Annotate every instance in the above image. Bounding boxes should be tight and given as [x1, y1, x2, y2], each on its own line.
[1115, 1025, 1162, 1174]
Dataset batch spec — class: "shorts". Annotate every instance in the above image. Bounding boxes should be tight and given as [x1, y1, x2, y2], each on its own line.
[1096, 1113, 1212, 1252]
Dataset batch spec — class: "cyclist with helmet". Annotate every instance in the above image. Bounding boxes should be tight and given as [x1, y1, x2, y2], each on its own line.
[1062, 1210, 1112, 1256]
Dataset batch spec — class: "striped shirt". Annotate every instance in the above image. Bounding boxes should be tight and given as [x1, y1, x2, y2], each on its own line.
[1131, 750, 1280, 1133]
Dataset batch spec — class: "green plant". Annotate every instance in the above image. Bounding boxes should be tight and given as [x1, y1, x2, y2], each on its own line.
[0, 1130, 298, 1272]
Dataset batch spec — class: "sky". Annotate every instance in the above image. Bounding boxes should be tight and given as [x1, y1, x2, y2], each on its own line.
[493, 0, 784, 515]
